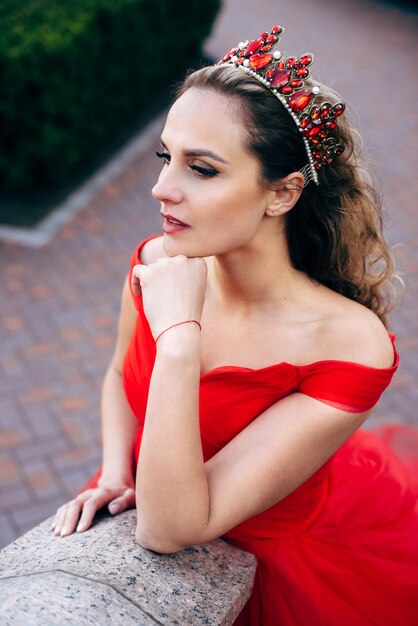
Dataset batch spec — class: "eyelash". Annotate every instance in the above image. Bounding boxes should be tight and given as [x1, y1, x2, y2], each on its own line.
[155, 151, 219, 178]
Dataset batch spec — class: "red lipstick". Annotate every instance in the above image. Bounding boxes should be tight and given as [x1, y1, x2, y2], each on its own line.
[161, 213, 190, 234]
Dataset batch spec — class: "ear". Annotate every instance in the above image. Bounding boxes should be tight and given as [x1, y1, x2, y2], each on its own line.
[265, 172, 305, 217]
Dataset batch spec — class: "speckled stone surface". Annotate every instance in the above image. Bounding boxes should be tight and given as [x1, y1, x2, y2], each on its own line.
[0, 510, 256, 625]
[0, 571, 156, 626]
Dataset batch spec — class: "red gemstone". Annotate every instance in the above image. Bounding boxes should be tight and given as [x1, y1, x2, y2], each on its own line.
[266, 68, 275, 80]
[277, 60, 285, 71]
[290, 79, 303, 89]
[249, 54, 273, 69]
[299, 54, 313, 67]
[261, 45, 272, 52]
[321, 103, 331, 117]
[310, 137, 319, 144]
[286, 57, 297, 68]
[326, 120, 337, 129]
[270, 69, 291, 88]
[314, 151, 321, 159]
[332, 103, 345, 117]
[245, 39, 264, 57]
[222, 47, 238, 62]
[279, 85, 294, 95]
[310, 106, 321, 120]
[296, 66, 309, 78]
[300, 114, 309, 129]
[259, 31, 269, 39]
[319, 131, 328, 138]
[288, 90, 312, 112]
[304, 124, 321, 138]
[239, 49, 246, 57]
[333, 144, 345, 156]
[266, 35, 278, 44]
[271, 25, 283, 35]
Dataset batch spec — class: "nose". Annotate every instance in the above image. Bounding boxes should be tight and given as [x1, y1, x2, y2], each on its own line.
[151, 165, 183, 205]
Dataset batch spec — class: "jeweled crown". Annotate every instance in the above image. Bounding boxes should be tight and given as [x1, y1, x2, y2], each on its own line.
[217, 25, 346, 186]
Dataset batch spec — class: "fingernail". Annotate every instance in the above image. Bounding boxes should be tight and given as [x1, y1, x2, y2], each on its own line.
[54, 527, 61, 536]
[108, 504, 119, 514]
[60, 526, 69, 536]
[76, 523, 84, 532]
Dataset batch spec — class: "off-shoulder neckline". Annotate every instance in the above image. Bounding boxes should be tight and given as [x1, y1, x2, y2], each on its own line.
[199, 339, 398, 379]
[133, 235, 399, 377]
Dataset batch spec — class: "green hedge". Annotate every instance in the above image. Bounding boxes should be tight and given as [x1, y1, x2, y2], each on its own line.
[0, 0, 220, 192]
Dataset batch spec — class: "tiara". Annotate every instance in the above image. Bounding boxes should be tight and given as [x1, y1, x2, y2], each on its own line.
[217, 25, 346, 186]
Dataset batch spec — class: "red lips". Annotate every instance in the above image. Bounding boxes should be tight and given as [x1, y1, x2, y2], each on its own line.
[161, 213, 190, 227]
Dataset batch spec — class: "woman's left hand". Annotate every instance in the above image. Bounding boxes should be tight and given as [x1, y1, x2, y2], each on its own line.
[131, 255, 208, 340]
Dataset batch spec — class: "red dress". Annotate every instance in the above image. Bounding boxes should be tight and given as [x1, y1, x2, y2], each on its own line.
[90, 235, 418, 626]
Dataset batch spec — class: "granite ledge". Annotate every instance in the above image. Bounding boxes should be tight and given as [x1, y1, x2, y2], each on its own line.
[0, 510, 256, 626]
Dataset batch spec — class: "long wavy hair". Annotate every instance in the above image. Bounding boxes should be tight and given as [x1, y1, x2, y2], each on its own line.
[175, 64, 397, 326]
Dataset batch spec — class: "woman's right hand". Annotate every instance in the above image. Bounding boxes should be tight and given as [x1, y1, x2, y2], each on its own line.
[51, 481, 136, 537]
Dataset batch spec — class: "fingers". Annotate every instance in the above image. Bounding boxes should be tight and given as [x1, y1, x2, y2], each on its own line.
[51, 485, 136, 539]
[131, 264, 149, 297]
[75, 499, 102, 534]
[51, 489, 104, 537]
[52, 498, 83, 537]
[108, 487, 136, 515]
[74, 488, 116, 534]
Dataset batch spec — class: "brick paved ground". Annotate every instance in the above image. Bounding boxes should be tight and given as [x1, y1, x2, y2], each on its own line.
[1, 0, 417, 549]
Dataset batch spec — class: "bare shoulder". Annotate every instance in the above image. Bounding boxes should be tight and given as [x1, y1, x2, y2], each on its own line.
[139, 235, 166, 265]
[315, 291, 395, 369]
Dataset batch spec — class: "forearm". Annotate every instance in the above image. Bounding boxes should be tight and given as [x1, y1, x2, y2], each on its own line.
[99, 364, 138, 486]
[135, 325, 208, 550]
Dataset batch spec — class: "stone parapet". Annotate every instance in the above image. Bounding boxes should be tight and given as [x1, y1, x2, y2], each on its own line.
[0, 510, 256, 625]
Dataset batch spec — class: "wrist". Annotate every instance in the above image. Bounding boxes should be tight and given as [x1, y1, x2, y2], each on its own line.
[156, 323, 201, 362]
[98, 471, 134, 488]
[155, 319, 201, 344]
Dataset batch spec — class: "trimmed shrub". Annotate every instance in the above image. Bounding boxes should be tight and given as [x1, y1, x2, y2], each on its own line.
[0, 0, 221, 191]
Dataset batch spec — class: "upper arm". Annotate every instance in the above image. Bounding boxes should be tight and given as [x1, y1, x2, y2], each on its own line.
[110, 274, 138, 375]
[197, 393, 367, 545]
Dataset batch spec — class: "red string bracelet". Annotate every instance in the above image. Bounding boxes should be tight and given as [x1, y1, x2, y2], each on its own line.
[155, 320, 202, 344]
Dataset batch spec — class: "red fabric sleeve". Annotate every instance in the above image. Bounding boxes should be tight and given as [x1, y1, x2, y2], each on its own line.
[297, 335, 399, 413]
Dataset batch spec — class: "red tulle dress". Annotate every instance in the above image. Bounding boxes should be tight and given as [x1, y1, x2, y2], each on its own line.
[88, 235, 418, 626]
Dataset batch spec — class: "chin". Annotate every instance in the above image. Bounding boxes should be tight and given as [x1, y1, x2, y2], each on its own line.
[162, 233, 207, 258]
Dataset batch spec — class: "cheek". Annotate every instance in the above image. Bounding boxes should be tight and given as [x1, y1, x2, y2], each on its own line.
[202, 184, 264, 232]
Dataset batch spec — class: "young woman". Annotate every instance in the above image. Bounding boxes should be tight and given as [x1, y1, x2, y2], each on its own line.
[52, 25, 418, 626]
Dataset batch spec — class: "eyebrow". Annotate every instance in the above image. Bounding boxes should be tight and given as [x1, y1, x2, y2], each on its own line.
[159, 139, 229, 164]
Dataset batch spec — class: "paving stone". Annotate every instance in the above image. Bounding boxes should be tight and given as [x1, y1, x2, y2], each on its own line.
[11, 495, 67, 536]
[0, 513, 18, 550]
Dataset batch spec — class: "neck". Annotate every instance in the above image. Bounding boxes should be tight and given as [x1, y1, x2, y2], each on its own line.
[207, 228, 307, 316]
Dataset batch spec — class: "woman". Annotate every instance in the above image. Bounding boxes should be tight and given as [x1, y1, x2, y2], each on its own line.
[52, 25, 418, 626]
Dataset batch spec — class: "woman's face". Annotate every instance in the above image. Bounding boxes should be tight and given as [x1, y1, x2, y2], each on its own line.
[152, 88, 273, 258]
